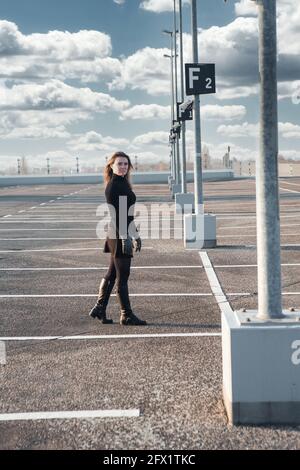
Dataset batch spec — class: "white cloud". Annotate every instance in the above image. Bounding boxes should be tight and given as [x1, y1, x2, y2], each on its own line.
[279, 122, 300, 139]
[120, 104, 171, 120]
[235, 0, 300, 56]
[0, 20, 121, 83]
[114, 0, 125, 4]
[279, 150, 300, 160]
[217, 121, 300, 140]
[208, 141, 258, 162]
[0, 125, 70, 140]
[109, 47, 170, 95]
[120, 103, 246, 121]
[0, 20, 112, 59]
[201, 105, 246, 120]
[0, 79, 129, 112]
[115, 2, 300, 99]
[132, 131, 170, 147]
[234, 0, 257, 17]
[68, 131, 130, 152]
[140, 0, 189, 13]
[217, 122, 258, 138]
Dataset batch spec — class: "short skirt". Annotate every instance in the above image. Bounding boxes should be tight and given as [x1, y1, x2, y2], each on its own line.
[103, 237, 133, 258]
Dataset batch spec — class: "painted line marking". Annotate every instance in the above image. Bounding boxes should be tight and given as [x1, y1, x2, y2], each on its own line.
[0, 409, 140, 422]
[0, 238, 102, 241]
[0, 265, 203, 271]
[213, 263, 300, 268]
[199, 252, 233, 316]
[0, 293, 216, 298]
[0, 332, 221, 341]
[218, 223, 300, 230]
[218, 233, 300, 239]
[280, 186, 300, 195]
[0, 247, 154, 253]
[0, 229, 96, 231]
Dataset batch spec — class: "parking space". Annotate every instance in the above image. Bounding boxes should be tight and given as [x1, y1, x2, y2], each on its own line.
[1, 178, 300, 449]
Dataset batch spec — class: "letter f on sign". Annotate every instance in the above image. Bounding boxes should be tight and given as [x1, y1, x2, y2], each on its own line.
[189, 67, 200, 91]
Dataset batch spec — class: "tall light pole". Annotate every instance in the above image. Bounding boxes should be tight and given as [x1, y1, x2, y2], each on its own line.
[17, 158, 21, 175]
[76, 157, 79, 174]
[163, 45, 177, 182]
[179, 0, 187, 194]
[191, 0, 203, 211]
[173, 0, 181, 185]
[252, 0, 283, 319]
[163, 29, 180, 186]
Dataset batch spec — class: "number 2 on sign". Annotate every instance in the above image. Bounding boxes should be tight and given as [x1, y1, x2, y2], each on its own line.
[206, 78, 212, 89]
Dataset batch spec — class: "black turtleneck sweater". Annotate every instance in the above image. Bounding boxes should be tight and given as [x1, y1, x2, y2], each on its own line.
[105, 173, 136, 239]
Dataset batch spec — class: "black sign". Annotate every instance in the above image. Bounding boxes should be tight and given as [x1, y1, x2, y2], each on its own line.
[177, 102, 193, 122]
[185, 63, 216, 96]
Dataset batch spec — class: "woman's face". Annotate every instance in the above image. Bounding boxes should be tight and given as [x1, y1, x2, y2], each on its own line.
[111, 156, 129, 177]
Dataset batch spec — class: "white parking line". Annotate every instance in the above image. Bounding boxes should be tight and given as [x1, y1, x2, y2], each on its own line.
[280, 186, 300, 194]
[0, 238, 101, 240]
[218, 233, 300, 238]
[199, 252, 233, 316]
[0, 293, 216, 298]
[0, 332, 221, 341]
[0, 265, 202, 271]
[0, 228, 96, 231]
[214, 263, 300, 268]
[0, 247, 154, 253]
[0, 409, 140, 422]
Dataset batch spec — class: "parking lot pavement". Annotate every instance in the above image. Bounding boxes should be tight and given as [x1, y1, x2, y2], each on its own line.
[1, 179, 300, 449]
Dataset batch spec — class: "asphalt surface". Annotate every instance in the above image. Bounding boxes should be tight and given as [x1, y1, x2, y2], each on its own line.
[0, 178, 300, 449]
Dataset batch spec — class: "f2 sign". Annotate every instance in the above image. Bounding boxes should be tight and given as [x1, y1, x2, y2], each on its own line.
[185, 63, 216, 96]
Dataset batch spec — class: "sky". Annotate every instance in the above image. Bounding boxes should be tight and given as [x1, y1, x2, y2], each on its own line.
[0, 0, 299, 173]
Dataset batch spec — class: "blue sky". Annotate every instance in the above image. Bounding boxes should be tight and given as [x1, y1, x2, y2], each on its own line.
[0, 0, 299, 172]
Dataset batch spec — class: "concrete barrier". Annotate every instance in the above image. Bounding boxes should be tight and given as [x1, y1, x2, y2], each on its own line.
[0, 170, 234, 187]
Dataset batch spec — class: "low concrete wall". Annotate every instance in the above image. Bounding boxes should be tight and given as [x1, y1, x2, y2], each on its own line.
[0, 170, 234, 187]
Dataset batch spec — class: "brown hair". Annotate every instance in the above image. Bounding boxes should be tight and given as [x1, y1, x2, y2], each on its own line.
[104, 151, 134, 188]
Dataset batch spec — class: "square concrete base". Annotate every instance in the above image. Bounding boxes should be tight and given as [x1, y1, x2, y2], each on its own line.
[184, 213, 216, 249]
[175, 192, 194, 214]
[222, 309, 300, 424]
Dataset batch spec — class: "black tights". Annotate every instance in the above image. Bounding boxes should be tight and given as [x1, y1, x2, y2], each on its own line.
[104, 255, 131, 288]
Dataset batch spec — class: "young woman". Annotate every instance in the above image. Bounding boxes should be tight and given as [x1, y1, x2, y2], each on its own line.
[89, 151, 147, 326]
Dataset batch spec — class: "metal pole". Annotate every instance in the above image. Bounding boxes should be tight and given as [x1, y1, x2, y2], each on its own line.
[179, 0, 187, 193]
[191, 0, 203, 210]
[256, 0, 282, 319]
[173, 0, 180, 185]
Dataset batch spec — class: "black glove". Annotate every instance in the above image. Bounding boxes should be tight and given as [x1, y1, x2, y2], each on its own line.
[121, 237, 133, 256]
[133, 237, 142, 252]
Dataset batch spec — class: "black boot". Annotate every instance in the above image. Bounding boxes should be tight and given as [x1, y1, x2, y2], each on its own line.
[89, 278, 114, 324]
[117, 283, 147, 326]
